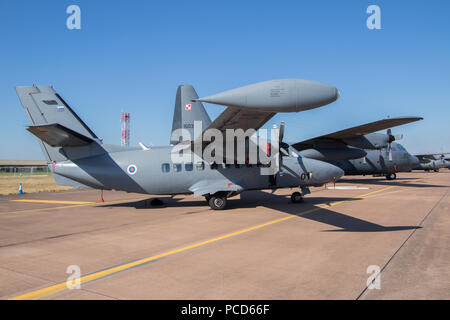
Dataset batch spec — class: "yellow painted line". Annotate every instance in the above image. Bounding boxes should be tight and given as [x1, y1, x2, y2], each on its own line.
[11, 200, 94, 205]
[9, 185, 396, 300]
[9, 215, 295, 300]
[1, 197, 150, 215]
[355, 185, 396, 198]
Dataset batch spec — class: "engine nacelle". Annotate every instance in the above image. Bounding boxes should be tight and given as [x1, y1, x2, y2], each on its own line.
[343, 133, 390, 150]
[300, 147, 367, 161]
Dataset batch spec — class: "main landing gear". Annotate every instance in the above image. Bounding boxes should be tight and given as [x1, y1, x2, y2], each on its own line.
[291, 192, 304, 203]
[206, 188, 308, 210]
[386, 173, 397, 180]
[206, 193, 228, 210]
[291, 187, 309, 204]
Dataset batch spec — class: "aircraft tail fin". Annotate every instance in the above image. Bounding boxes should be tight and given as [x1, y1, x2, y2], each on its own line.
[15, 86, 98, 162]
[170, 85, 211, 144]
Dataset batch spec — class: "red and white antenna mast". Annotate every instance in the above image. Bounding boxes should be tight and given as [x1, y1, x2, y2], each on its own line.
[121, 112, 130, 147]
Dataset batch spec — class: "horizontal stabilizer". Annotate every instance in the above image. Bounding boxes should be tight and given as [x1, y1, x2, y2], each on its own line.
[27, 123, 94, 147]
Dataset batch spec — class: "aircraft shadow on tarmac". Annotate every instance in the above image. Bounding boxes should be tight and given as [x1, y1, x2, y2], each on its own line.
[339, 178, 448, 189]
[103, 190, 421, 233]
[240, 191, 421, 232]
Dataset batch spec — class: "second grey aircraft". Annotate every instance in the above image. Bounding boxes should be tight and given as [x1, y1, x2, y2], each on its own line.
[291, 117, 422, 180]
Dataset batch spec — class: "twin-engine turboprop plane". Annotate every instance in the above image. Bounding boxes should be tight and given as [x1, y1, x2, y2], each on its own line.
[16, 79, 343, 210]
[291, 117, 423, 180]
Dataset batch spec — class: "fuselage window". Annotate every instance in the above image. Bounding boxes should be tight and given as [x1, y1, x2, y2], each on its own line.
[185, 163, 193, 171]
[161, 163, 170, 173]
[196, 162, 205, 171]
[173, 164, 182, 172]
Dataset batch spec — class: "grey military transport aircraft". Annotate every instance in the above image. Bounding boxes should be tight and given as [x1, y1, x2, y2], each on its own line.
[413, 153, 450, 171]
[291, 117, 423, 180]
[16, 79, 344, 210]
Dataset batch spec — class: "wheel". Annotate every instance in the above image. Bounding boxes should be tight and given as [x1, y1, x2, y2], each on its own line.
[386, 173, 396, 180]
[209, 195, 227, 210]
[291, 192, 304, 203]
[434, 169, 439, 172]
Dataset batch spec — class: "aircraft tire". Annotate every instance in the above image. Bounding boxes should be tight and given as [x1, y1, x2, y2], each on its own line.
[386, 173, 396, 180]
[434, 169, 439, 172]
[291, 192, 304, 203]
[209, 195, 227, 210]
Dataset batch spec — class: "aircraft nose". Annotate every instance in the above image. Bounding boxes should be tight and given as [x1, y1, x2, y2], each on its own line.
[331, 165, 345, 181]
[312, 161, 344, 183]
[410, 155, 420, 167]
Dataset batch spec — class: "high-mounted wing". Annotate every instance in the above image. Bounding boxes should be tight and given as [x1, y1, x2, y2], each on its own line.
[292, 117, 423, 151]
[205, 108, 276, 133]
[415, 153, 450, 162]
[178, 79, 339, 164]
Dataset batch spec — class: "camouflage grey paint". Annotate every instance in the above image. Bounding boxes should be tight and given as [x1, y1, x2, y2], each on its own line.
[292, 118, 423, 177]
[323, 143, 419, 175]
[413, 158, 450, 171]
[52, 146, 343, 195]
[300, 146, 367, 161]
[16, 84, 343, 201]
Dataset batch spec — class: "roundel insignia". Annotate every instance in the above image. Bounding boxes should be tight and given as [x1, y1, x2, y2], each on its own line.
[127, 164, 137, 175]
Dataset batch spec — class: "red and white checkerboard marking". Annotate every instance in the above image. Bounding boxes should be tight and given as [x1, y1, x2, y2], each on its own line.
[185, 104, 191, 110]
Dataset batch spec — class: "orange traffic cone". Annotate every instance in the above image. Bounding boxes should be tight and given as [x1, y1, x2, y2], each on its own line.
[98, 189, 104, 202]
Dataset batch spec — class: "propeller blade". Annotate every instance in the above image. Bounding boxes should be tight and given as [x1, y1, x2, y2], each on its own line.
[279, 121, 285, 144]
[278, 121, 286, 171]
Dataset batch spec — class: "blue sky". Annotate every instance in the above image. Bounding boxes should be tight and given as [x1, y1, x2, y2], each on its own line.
[0, 0, 449, 159]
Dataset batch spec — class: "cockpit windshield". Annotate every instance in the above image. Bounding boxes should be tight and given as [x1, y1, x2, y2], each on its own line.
[395, 143, 407, 152]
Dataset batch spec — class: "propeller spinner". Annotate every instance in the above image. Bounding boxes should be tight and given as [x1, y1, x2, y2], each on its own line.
[386, 128, 404, 161]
